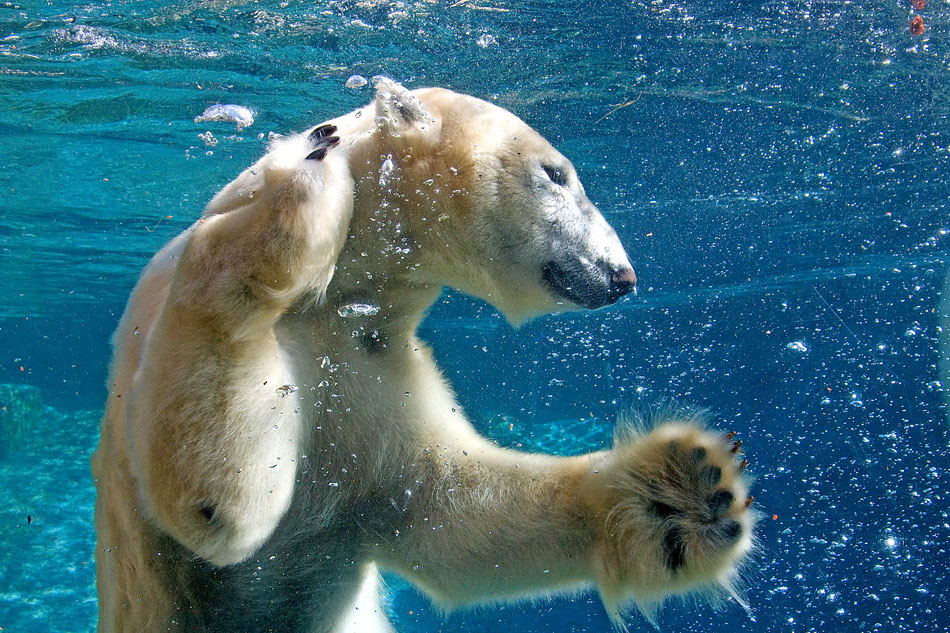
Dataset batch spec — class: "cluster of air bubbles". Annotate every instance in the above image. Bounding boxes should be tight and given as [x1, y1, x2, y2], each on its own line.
[379, 154, 396, 188]
[913, 227, 948, 252]
[197, 131, 218, 147]
[476, 33, 497, 48]
[187, 129, 246, 158]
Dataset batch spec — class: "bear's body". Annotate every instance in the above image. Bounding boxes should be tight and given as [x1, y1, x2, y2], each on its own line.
[93, 80, 754, 633]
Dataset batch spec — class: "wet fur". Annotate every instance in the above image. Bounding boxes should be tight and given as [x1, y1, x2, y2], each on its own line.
[92, 80, 754, 632]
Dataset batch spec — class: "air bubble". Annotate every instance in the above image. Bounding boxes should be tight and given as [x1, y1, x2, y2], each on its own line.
[379, 155, 395, 188]
[345, 74, 368, 89]
[194, 104, 255, 131]
[338, 303, 380, 318]
[786, 341, 809, 353]
[276, 384, 297, 397]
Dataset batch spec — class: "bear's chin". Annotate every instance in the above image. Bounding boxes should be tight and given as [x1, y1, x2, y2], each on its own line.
[488, 287, 596, 327]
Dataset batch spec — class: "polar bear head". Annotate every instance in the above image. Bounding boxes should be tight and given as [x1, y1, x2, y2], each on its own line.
[325, 79, 637, 324]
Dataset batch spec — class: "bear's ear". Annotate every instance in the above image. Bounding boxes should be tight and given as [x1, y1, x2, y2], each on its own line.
[372, 76, 439, 143]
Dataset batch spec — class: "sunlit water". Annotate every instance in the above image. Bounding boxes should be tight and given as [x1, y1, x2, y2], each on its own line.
[1, 1, 949, 632]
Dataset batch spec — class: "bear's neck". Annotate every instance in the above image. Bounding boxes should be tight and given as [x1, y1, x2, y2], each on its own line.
[291, 147, 445, 340]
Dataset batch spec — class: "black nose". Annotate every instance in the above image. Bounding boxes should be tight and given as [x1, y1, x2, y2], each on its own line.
[607, 267, 637, 303]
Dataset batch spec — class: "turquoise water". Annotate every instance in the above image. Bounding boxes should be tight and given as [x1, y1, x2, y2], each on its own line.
[1, 1, 949, 631]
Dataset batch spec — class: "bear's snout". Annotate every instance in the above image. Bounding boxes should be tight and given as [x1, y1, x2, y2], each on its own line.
[607, 267, 637, 303]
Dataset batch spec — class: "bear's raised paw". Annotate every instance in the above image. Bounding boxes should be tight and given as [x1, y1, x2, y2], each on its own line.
[596, 421, 754, 618]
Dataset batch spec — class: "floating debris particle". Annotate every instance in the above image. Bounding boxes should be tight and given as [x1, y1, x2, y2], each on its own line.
[194, 104, 255, 130]
[909, 15, 925, 36]
[345, 74, 368, 89]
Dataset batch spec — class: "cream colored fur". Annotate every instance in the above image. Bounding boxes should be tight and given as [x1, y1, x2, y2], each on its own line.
[93, 79, 754, 633]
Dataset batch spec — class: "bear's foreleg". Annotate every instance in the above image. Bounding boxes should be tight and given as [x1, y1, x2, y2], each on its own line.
[126, 130, 354, 565]
[376, 420, 753, 625]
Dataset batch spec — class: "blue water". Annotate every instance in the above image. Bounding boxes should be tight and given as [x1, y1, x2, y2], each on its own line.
[1, 1, 949, 631]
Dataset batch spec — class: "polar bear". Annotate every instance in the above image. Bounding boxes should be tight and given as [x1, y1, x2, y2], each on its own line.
[92, 79, 754, 633]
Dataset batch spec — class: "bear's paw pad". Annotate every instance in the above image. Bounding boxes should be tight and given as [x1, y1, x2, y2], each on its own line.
[654, 435, 749, 571]
[609, 424, 753, 583]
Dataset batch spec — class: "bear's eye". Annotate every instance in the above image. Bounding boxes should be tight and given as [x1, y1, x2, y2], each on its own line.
[542, 164, 568, 187]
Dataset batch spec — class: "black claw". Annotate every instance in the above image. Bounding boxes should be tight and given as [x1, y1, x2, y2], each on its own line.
[730, 439, 744, 454]
[724, 430, 738, 441]
[738, 458, 749, 472]
[306, 147, 329, 161]
[708, 489, 734, 516]
[744, 495, 755, 508]
[308, 124, 337, 143]
[305, 134, 341, 161]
